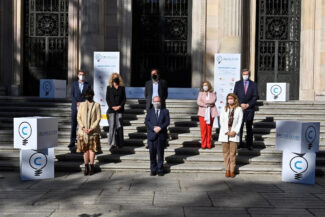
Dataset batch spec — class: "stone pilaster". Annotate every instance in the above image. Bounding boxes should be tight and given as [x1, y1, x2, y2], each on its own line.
[206, 0, 243, 85]
[79, 0, 105, 86]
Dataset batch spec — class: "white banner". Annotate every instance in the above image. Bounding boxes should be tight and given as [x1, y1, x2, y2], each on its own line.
[282, 151, 316, 185]
[214, 54, 241, 128]
[266, 83, 290, 102]
[20, 148, 55, 180]
[94, 52, 120, 126]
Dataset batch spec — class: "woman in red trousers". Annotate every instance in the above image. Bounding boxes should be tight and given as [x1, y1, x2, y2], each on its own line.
[197, 81, 218, 149]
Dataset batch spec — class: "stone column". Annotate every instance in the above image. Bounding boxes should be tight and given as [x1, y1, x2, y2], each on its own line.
[206, 0, 243, 84]
[300, 0, 316, 100]
[68, 0, 80, 93]
[191, 0, 207, 87]
[79, 0, 105, 86]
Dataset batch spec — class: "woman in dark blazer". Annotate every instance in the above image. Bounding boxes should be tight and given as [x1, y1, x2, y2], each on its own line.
[106, 73, 126, 150]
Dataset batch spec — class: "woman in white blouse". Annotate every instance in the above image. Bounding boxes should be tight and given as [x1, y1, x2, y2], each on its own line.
[218, 93, 243, 178]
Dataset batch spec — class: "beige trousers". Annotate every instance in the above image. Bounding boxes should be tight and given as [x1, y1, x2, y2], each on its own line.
[222, 142, 237, 173]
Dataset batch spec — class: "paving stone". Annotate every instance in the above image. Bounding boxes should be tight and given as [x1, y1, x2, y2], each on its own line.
[154, 191, 212, 207]
[208, 191, 271, 208]
[119, 206, 184, 217]
[275, 182, 325, 194]
[32, 189, 103, 206]
[97, 191, 154, 206]
[184, 207, 249, 217]
[308, 209, 325, 217]
[179, 179, 230, 192]
[226, 181, 282, 193]
[130, 176, 180, 192]
[248, 208, 314, 217]
[262, 193, 325, 208]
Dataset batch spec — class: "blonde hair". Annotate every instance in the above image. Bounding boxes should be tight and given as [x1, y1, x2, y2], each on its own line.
[200, 81, 213, 92]
[108, 73, 124, 87]
[225, 93, 239, 112]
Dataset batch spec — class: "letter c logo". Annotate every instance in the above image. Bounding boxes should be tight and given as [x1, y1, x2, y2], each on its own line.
[273, 88, 278, 94]
[22, 126, 28, 135]
[34, 157, 42, 166]
[294, 161, 303, 170]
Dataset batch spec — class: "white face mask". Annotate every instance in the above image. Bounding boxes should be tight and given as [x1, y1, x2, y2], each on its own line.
[153, 102, 161, 110]
[228, 99, 234, 105]
[203, 86, 209, 92]
[242, 75, 249, 81]
[79, 75, 85, 81]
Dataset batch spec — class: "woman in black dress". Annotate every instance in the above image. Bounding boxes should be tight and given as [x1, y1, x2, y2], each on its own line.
[106, 73, 126, 150]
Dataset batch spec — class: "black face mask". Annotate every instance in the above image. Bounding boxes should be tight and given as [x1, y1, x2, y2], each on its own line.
[85, 96, 93, 102]
[113, 77, 119, 84]
[152, 74, 158, 81]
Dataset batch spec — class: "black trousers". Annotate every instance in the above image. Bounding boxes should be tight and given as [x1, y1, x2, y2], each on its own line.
[70, 109, 77, 145]
[149, 139, 165, 173]
[239, 111, 254, 148]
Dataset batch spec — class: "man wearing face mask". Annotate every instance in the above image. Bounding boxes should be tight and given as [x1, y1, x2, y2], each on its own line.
[145, 96, 170, 176]
[234, 69, 258, 150]
[145, 69, 168, 111]
[69, 70, 91, 152]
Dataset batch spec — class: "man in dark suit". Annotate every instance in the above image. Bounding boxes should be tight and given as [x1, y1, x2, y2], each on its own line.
[145, 69, 168, 110]
[69, 70, 91, 152]
[145, 96, 170, 176]
[234, 69, 258, 150]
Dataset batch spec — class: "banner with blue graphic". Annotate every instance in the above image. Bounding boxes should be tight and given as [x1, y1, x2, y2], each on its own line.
[40, 79, 66, 98]
[266, 83, 289, 101]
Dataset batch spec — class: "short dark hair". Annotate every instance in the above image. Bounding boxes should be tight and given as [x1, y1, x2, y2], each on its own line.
[151, 68, 159, 75]
[77, 69, 85, 75]
[242, 69, 250, 75]
[83, 88, 94, 97]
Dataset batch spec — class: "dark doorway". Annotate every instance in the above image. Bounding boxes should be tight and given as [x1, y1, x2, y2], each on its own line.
[256, 0, 301, 100]
[131, 0, 192, 87]
[23, 0, 68, 96]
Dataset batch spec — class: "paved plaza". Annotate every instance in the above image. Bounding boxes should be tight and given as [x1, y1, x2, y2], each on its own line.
[1, 171, 325, 217]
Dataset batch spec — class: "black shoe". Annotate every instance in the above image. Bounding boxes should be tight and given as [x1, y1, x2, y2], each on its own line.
[84, 164, 89, 176]
[158, 172, 164, 176]
[150, 172, 157, 176]
[248, 146, 253, 151]
[89, 164, 95, 175]
[145, 145, 149, 149]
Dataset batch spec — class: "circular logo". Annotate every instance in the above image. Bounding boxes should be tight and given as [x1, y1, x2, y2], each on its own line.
[95, 54, 102, 62]
[43, 81, 52, 96]
[270, 85, 282, 96]
[216, 56, 222, 64]
[289, 156, 308, 174]
[18, 122, 32, 139]
[305, 126, 316, 144]
[29, 152, 48, 171]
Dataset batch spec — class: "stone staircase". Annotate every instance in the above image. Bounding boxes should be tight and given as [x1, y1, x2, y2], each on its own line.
[0, 96, 325, 175]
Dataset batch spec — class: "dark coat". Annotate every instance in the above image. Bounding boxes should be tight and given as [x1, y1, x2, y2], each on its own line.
[145, 108, 170, 146]
[233, 79, 258, 121]
[70, 81, 91, 111]
[106, 86, 126, 113]
[145, 80, 168, 110]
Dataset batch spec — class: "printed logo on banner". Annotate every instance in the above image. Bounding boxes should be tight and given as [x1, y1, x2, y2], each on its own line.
[216, 56, 222, 64]
[270, 85, 282, 99]
[18, 122, 32, 146]
[289, 153, 308, 180]
[95, 53, 103, 62]
[43, 81, 52, 96]
[305, 126, 316, 150]
[29, 152, 48, 176]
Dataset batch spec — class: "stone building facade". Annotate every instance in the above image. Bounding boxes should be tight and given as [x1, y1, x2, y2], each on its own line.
[0, 0, 324, 100]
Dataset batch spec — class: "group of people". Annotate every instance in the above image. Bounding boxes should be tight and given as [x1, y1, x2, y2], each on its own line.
[67, 68, 257, 178]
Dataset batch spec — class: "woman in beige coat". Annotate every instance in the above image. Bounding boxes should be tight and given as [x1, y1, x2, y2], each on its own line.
[197, 81, 218, 149]
[77, 88, 102, 175]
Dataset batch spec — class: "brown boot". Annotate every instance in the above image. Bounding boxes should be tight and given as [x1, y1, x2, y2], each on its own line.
[89, 164, 95, 175]
[84, 164, 89, 176]
[225, 170, 230, 177]
[230, 171, 236, 178]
